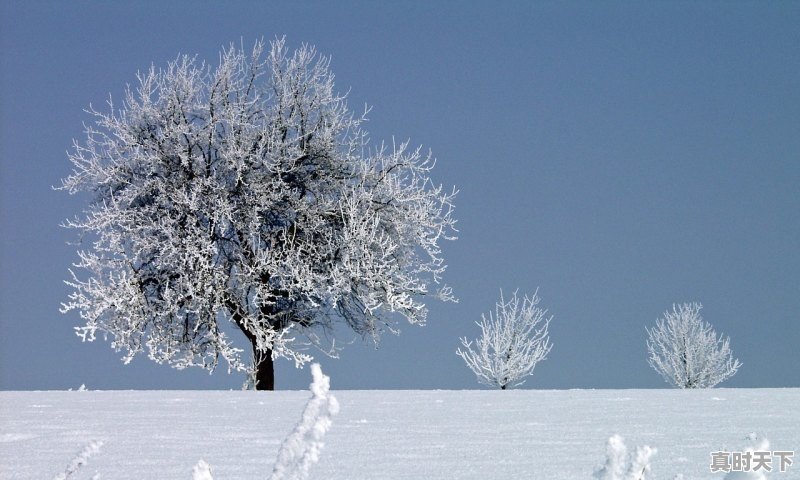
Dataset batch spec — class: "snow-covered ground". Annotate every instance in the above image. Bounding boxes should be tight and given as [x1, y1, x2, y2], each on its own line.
[1, 388, 797, 479]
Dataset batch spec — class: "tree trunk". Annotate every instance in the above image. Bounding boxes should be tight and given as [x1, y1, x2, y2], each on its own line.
[252, 344, 275, 391]
[229, 305, 277, 391]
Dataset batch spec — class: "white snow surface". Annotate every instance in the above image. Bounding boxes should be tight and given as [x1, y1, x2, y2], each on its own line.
[1, 388, 797, 479]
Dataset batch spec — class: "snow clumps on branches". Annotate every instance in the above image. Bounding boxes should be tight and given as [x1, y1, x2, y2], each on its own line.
[52, 440, 103, 480]
[269, 363, 339, 480]
[593, 434, 657, 480]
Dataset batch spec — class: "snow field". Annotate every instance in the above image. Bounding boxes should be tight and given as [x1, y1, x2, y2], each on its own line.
[1, 388, 797, 479]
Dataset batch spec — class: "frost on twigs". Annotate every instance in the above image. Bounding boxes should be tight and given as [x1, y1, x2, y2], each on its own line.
[52, 440, 103, 480]
[270, 363, 339, 480]
[457, 289, 552, 389]
[646, 302, 741, 388]
[593, 435, 656, 480]
[58, 37, 457, 387]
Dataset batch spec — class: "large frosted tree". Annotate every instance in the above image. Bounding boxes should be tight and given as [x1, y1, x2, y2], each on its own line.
[59, 39, 457, 390]
[646, 302, 741, 389]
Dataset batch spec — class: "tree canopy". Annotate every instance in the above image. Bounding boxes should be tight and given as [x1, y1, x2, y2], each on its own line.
[60, 39, 457, 389]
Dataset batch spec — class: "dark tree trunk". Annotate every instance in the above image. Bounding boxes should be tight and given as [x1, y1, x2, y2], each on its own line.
[230, 308, 276, 391]
[253, 345, 275, 391]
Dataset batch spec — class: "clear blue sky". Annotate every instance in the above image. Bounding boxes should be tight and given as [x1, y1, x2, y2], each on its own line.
[1, 1, 798, 390]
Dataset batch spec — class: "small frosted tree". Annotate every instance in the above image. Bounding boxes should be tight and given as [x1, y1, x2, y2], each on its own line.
[59, 38, 456, 390]
[646, 302, 741, 389]
[457, 289, 552, 389]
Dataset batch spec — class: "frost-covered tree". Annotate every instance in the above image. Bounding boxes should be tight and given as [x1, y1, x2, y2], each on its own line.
[59, 38, 457, 390]
[457, 289, 552, 389]
[646, 302, 741, 389]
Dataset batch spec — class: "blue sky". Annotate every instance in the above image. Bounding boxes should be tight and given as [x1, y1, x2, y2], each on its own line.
[1, 1, 798, 390]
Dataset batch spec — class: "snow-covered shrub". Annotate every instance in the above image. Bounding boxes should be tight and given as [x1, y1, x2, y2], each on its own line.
[52, 440, 103, 480]
[593, 434, 656, 480]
